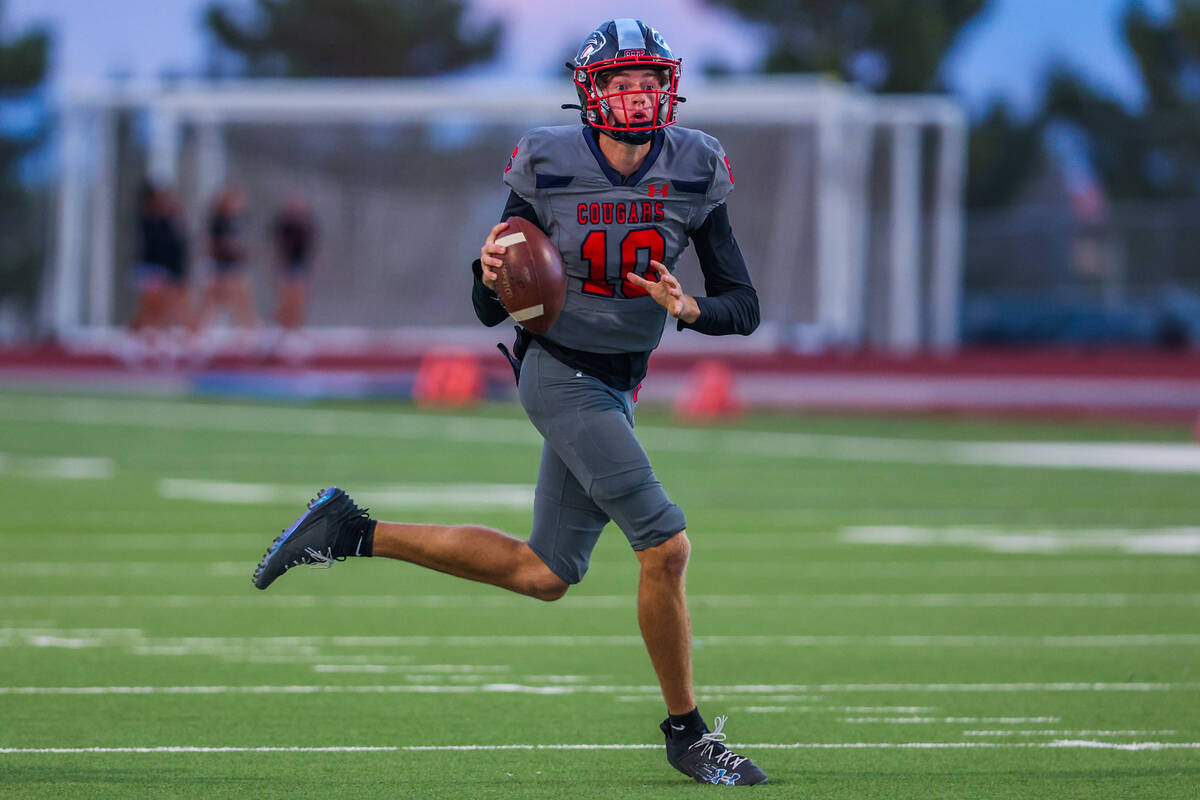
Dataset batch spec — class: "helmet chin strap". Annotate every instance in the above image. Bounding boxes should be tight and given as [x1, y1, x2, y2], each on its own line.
[601, 125, 654, 146]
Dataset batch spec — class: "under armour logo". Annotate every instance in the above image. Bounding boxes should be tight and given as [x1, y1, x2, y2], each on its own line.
[647, 184, 669, 197]
[708, 768, 741, 786]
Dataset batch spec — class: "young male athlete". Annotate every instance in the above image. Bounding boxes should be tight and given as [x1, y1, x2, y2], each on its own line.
[252, 19, 766, 786]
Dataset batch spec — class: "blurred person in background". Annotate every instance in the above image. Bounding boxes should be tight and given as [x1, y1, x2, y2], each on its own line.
[191, 185, 258, 339]
[270, 193, 317, 360]
[129, 183, 189, 349]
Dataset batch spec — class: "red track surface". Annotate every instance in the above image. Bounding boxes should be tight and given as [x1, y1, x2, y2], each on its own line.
[1, 341, 1197, 423]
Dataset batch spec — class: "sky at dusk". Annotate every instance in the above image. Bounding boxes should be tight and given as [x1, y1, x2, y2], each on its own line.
[4, 0, 1177, 116]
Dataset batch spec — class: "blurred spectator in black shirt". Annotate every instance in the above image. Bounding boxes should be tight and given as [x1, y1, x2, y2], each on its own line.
[130, 182, 188, 332]
[193, 185, 258, 333]
[273, 194, 317, 331]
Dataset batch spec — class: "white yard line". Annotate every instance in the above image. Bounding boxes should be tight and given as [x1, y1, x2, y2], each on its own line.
[837, 706, 937, 712]
[0, 453, 113, 480]
[842, 526, 1200, 555]
[842, 716, 1060, 724]
[732, 706, 795, 713]
[158, 479, 534, 509]
[3, 394, 1199, 473]
[3, 682, 1199, 696]
[1, 741, 1198, 755]
[5, 629, 1200, 649]
[964, 730, 1177, 737]
[3, 589, 1199, 608]
[310, 664, 509, 674]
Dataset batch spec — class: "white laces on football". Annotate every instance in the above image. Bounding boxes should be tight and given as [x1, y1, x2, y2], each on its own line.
[688, 715, 747, 769]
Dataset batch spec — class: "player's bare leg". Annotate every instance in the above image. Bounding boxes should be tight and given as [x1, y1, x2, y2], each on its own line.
[635, 531, 696, 714]
[228, 275, 259, 329]
[639, 529, 768, 785]
[275, 280, 306, 329]
[373, 521, 568, 601]
[253, 487, 568, 600]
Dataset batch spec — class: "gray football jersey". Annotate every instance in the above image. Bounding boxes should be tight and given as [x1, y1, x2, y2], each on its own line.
[503, 125, 734, 354]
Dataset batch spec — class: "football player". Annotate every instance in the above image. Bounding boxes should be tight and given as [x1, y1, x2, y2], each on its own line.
[252, 19, 766, 786]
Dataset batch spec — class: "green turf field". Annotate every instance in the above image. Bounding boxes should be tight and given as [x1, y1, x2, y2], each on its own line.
[1, 390, 1198, 798]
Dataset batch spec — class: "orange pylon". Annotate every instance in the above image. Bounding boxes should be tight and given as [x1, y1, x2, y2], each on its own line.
[674, 359, 742, 422]
[413, 350, 484, 408]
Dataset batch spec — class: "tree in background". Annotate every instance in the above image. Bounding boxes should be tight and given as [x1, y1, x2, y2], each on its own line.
[1043, 0, 1200, 201]
[204, 0, 501, 78]
[704, 0, 986, 92]
[703, 0, 1040, 208]
[967, 100, 1045, 208]
[0, 2, 50, 319]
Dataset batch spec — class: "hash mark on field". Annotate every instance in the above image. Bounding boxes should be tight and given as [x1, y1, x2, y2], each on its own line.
[842, 716, 1060, 724]
[311, 664, 509, 674]
[838, 706, 937, 712]
[842, 526, 1200, 555]
[2, 742, 1199, 755]
[0, 453, 113, 480]
[964, 730, 1178, 737]
[158, 479, 534, 509]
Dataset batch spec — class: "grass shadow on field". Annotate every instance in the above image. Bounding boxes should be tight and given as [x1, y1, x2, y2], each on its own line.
[0, 767, 275, 798]
[0, 766, 791, 795]
[793, 767, 1200, 800]
[0, 766, 268, 784]
[803, 767, 1200, 780]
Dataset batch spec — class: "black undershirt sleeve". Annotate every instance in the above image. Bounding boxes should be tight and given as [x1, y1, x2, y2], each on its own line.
[678, 203, 760, 336]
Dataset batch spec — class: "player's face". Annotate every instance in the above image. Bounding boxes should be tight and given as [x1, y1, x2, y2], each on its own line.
[601, 69, 664, 127]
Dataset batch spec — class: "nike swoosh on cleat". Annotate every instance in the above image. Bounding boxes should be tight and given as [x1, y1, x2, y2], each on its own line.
[670, 724, 686, 731]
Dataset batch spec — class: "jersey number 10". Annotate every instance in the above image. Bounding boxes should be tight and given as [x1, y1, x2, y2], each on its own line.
[580, 228, 665, 298]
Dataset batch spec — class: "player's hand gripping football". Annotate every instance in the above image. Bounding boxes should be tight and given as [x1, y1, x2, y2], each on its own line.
[626, 261, 700, 323]
[479, 222, 509, 291]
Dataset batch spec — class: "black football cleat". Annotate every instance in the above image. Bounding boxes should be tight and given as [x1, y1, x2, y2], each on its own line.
[252, 487, 370, 590]
[661, 715, 768, 786]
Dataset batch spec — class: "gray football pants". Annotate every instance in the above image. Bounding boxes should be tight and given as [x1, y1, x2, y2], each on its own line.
[518, 342, 687, 584]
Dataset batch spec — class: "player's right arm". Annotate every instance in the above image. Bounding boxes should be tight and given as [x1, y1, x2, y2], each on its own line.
[471, 189, 545, 327]
[478, 222, 507, 291]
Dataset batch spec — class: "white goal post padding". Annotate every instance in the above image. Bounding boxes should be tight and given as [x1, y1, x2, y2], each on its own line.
[49, 76, 965, 353]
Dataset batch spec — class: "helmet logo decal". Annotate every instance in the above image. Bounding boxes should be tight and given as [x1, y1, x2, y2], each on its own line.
[619, 49, 646, 57]
[650, 28, 671, 56]
[576, 30, 607, 66]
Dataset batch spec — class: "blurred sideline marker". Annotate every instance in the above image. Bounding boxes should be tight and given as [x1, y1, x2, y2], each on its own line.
[413, 349, 484, 408]
[674, 359, 742, 423]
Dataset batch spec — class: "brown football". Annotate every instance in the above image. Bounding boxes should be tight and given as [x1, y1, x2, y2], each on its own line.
[494, 216, 566, 336]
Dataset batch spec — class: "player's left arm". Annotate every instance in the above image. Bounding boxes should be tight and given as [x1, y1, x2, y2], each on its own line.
[678, 203, 759, 336]
[628, 203, 759, 335]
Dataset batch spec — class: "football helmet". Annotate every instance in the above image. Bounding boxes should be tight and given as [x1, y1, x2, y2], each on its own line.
[568, 19, 681, 145]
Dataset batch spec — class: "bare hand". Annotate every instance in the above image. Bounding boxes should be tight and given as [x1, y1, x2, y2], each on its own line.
[479, 222, 509, 291]
[625, 260, 700, 322]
